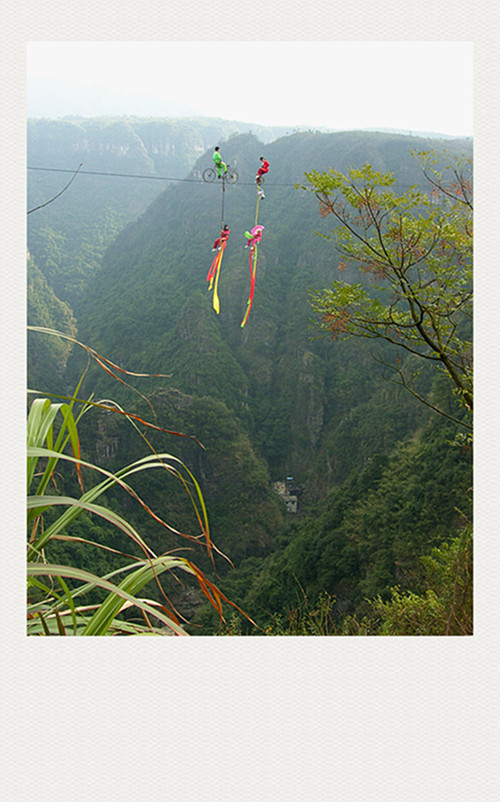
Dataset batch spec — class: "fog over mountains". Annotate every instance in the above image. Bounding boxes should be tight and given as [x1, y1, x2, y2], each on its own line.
[28, 78, 202, 119]
[27, 79, 464, 141]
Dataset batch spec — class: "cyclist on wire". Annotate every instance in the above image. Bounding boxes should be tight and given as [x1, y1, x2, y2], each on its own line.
[213, 146, 228, 178]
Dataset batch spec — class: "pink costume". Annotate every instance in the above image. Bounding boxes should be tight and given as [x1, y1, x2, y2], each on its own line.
[245, 224, 264, 248]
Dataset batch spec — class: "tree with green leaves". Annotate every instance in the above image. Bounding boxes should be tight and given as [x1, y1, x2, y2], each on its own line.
[339, 525, 472, 636]
[302, 150, 472, 428]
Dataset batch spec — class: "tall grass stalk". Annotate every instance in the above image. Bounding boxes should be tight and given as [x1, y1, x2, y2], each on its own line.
[27, 327, 251, 635]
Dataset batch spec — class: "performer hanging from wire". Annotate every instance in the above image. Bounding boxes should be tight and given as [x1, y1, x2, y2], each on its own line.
[240, 225, 264, 328]
[243, 224, 264, 249]
[207, 224, 231, 315]
[255, 156, 269, 198]
[212, 224, 230, 251]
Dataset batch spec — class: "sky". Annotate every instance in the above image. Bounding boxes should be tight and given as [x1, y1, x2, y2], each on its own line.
[27, 41, 473, 136]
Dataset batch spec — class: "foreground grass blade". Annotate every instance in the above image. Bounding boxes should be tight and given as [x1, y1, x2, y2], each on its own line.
[27, 561, 192, 635]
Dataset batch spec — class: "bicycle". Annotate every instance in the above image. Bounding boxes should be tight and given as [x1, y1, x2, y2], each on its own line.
[203, 166, 238, 184]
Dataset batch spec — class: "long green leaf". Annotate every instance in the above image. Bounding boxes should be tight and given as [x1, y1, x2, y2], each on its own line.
[82, 557, 191, 635]
[27, 399, 60, 492]
[27, 495, 152, 558]
[27, 562, 190, 635]
[27, 446, 210, 553]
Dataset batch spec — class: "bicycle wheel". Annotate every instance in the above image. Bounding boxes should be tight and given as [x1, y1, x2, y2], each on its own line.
[203, 168, 217, 183]
[256, 176, 265, 185]
[225, 169, 238, 185]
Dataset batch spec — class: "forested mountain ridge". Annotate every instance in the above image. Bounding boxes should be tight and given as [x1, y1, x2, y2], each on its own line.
[27, 122, 472, 633]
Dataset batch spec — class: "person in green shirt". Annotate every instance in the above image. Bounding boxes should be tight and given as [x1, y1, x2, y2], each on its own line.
[213, 146, 227, 178]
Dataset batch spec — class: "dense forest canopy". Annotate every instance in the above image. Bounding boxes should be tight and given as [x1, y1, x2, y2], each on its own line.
[27, 118, 472, 635]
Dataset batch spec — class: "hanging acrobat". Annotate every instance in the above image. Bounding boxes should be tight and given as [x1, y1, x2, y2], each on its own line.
[240, 224, 264, 328]
[255, 156, 269, 199]
[207, 224, 230, 315]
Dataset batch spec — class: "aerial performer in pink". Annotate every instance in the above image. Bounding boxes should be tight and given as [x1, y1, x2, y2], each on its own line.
[243, 224, 264, 249]
[241, 226, 264, 328]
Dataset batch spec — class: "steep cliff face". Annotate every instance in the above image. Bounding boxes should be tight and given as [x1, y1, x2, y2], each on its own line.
[82, 386, 285, 569]
[27, 255, 77, 393]
[296, 351, 325, 449]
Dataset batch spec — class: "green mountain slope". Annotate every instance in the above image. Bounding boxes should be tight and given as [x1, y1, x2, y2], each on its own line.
[27, 255, 77, 392]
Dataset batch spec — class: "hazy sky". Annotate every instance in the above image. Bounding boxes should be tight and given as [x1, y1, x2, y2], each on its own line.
[27, 41, 473, 136]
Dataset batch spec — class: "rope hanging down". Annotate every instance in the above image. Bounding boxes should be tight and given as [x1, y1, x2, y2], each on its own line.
[221, 173, 226, 228]
[254, 193, 261, 227]
[240, 242, 259, 328]
[240, 193, 264, 328]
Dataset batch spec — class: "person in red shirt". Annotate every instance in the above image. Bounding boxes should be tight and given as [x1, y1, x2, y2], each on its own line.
[212, 224, 230, 251]
[256, 157, 269, 183]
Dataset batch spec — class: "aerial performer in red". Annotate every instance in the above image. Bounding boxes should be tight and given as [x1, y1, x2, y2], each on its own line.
[212, 224, 230, 251]
[213, 146, 228, 178]
[255, 156, 269, 198]
[241, 225, 264, 328]
[207, 224, 230, 314]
